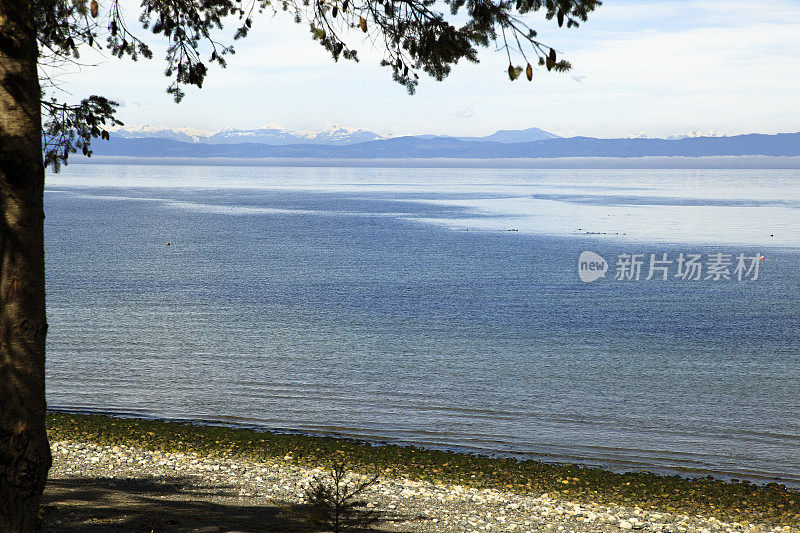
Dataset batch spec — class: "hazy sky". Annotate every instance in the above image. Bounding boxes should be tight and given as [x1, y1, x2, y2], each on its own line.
[48, 0, 800, 138]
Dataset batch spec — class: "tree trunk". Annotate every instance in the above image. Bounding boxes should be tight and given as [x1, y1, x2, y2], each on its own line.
[0, 1, 52, 531]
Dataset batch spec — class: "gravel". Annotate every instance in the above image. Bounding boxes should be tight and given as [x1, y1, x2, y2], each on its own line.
[48, 440, 799, 533]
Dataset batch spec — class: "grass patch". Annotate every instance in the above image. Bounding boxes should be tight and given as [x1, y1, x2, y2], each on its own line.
[47, 411, 800, 527]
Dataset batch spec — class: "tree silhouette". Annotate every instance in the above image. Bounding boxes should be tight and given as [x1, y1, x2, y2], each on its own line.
[303, 462, 381, 532]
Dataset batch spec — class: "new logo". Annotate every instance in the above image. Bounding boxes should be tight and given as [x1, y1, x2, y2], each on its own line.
[578, 251, 608, 283]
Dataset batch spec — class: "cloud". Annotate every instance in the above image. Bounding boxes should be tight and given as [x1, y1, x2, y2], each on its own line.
[451, 107, 475, 119]
[571, 75, 587, 83]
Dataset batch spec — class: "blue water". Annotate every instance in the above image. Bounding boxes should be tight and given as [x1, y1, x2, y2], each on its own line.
[44, 165, 800, 486]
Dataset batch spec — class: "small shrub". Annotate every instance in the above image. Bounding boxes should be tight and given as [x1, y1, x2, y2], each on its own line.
[304, 462, 381, 532]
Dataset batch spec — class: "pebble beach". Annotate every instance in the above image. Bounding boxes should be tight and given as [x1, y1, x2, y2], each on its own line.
[48, 439, 799, 533]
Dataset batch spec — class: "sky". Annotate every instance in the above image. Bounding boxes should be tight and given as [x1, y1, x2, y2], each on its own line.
[46, 0, 800, 138]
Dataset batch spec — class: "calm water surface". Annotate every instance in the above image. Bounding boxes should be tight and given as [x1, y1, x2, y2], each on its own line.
[44, 165, 800, 486]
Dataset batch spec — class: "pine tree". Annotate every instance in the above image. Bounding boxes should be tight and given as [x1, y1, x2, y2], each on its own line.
[304, 462, 381, 532]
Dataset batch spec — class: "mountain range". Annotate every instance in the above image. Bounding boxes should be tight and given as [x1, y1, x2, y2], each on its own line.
[112, 125, 561, 145]
[92, 129, 800, 160]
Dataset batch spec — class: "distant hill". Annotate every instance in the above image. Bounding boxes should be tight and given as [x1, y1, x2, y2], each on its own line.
[459, 127, 560, 143]
[89, 132, 800, 159]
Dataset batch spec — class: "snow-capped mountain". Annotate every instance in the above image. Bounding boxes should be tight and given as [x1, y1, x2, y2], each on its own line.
[207, 126, 309, 145]
[113, 125, 212, 143]
[667, 130, 728, 140]
[405, 128, 561, 143]
[626, 130, 730, 140]
[290, 124, 386, 145]
[114, 124, 385, 145]
[111, 124, 563, 146]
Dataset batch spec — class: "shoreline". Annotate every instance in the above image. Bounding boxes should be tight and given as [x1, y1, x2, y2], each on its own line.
[46, 412, 800, 530]
[67, 154, 800, 169]
[47, 407, 800, 489]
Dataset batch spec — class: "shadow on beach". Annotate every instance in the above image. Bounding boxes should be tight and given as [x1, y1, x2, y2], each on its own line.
[42, 476, 412, 532]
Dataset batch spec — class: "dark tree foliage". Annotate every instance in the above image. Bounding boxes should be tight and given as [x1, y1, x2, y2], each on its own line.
[36, 0, 600, 167]
[41, 96, 123, 171]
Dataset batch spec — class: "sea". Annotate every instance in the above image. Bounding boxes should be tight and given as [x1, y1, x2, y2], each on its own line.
[43, 164, 800, 487]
